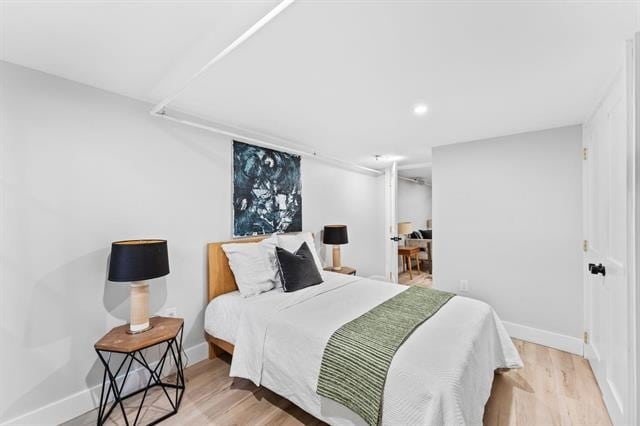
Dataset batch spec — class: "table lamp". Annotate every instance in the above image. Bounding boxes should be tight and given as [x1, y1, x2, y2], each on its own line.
[398, 222, 413, 244]
[108, 239, 169, 334]
[323, 225, 349, 271]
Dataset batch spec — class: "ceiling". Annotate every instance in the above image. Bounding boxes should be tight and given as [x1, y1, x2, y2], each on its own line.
[398, 164, 432, 183]
[1, 1, 638, 176]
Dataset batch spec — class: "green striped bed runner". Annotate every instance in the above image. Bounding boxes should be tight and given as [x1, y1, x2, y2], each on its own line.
[316, 286, 455, 425]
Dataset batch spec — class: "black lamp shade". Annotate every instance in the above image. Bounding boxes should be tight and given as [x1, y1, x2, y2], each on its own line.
[323, 225, 348, 245]
[108, 240, 169, 282]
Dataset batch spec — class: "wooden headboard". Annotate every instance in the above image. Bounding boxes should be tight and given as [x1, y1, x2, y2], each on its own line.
[207, 236, 268, 302]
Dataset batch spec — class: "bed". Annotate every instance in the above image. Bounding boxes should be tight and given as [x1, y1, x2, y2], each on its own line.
[204, 236, 522, 425]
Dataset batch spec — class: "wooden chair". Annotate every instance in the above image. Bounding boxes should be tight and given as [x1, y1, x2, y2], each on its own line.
[406, 239, 431, 274]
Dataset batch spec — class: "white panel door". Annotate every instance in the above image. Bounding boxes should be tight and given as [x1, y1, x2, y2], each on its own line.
[583, 69, 630, 425]
[384, 162, 399, 282]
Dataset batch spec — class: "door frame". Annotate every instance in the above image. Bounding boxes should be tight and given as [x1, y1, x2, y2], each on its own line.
[625, 34, 638, 426]
[631, 32, 640, 426]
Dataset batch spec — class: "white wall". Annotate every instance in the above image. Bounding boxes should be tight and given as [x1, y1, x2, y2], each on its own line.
[397, 179, 432, 230]
[0, 61, 385, 423]
[432, 125, 583, 348]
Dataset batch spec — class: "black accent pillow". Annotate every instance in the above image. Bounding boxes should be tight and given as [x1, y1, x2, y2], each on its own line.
[410, 231, 422, 239]
[275, 242, 324, 292]
[419, 229, 432, 239]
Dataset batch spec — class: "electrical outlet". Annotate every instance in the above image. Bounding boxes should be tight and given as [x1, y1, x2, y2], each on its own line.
[459, 280, 469, 292]
[163, 307, 177, 317]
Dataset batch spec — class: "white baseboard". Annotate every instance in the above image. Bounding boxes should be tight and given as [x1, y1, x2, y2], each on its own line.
[1, 342, 209, 426]
[503, 321, 584, 356]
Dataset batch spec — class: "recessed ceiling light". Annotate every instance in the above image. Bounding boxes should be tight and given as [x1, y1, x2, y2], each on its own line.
[413, 103, 428, 116]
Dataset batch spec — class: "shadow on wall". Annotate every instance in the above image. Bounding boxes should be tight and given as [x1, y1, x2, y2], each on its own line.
[102, 254, 168, 322]
[2, 248, 168, 422]
[183, 243, 211, 350]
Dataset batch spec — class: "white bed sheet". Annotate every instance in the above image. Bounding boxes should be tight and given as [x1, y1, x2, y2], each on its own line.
[222, 272, 523, 425]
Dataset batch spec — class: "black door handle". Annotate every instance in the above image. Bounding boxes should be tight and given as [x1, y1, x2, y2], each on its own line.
[390, 236, 401, 242]
[588, 263, 606, 276]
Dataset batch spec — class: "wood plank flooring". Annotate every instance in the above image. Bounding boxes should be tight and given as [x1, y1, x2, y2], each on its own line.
[398, 270, 433, 287]
[66, 339, 610, 426]
[484, 339, 611, 425]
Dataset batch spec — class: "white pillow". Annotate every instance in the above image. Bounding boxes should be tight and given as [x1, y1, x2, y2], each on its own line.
[277, 232, 324, 272]
[222, 236, 280, 297]
[260, 234, 282, 287]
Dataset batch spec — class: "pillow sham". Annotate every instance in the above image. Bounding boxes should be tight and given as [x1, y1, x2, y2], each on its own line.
[222, 236, 280, 297]
[277, 232, 324, 272]
[260, 234, 282, 288]
[275, 242, 323, 292]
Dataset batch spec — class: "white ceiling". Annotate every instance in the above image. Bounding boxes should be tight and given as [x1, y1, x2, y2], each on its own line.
[1, 1, 638, 173]
[0, 1, 280, 101]
[398, 164, 432, 183]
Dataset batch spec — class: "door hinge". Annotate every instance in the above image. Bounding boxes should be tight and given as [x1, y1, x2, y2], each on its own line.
[583, 147, 588, 160]
[583, 240, 588, 252]
[583, 331, 589, 344]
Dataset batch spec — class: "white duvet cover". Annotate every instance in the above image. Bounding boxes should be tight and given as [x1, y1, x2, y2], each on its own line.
[204, 288, 284, 345]
[227, 272, 522, 425]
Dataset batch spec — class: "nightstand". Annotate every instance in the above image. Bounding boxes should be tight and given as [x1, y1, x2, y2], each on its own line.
[323, 266, 356, 276]
[94, 316, 185, 425]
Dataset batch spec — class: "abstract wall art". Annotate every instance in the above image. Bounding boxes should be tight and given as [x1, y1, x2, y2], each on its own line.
[232, 141, 302, 237]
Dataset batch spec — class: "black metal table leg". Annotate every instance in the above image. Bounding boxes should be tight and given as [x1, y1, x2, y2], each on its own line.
[96, 349, 138, 425]
[95, 323, 185, 426]
[96, 350, 130, 426]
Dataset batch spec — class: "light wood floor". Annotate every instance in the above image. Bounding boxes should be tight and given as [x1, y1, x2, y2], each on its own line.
[398, 270, 433, 287]
[485, 339, 611, 425]
[67, 339, 611, 426]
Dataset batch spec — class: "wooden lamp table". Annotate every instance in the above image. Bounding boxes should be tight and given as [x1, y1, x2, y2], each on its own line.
[94, 316, 185, 426]
[398, 245, 421, 279]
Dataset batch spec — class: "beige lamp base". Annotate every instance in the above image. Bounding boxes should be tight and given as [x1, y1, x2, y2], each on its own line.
[332, 245, 342, 271]
[127, 281, 153, 334]
[127, 324, 153, 335]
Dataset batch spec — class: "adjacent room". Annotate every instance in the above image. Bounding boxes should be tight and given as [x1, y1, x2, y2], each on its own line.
[397, 166, 432, 286]
[1, 1, 639, 425]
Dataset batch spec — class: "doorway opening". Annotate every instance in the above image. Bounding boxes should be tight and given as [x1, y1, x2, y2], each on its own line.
[384, 162, 433, 286]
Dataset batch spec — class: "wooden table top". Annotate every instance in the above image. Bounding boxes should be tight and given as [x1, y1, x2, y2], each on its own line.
[95, 316, 183, 353]
[323, 266, 356, 275]
[398, 245, 421, 255]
